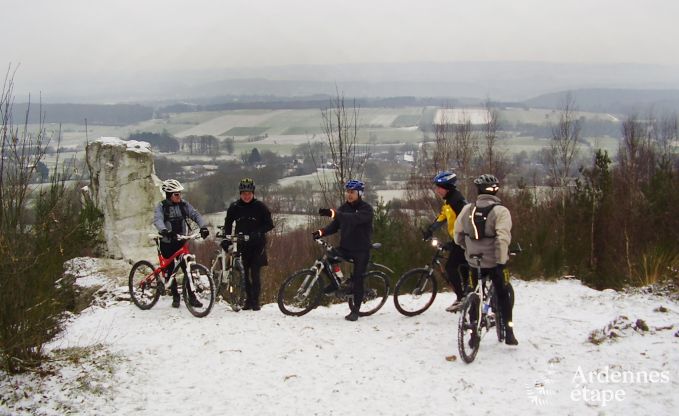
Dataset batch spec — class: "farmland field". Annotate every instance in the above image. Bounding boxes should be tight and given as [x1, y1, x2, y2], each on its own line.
[31, 106, 622, 158]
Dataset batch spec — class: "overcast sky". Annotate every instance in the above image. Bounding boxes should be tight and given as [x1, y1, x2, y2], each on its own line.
[3, 0, 679, 86]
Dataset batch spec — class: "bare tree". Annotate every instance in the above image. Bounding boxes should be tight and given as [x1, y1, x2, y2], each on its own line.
[311, 88, 367, 206]
[0, 66, 49, 235]
[432, 108, 452, 172]
[617, 114, 656, 278]
[480, 99, 508, 180]
[451, 109, 478, 197]
[547, 93, 581, 188]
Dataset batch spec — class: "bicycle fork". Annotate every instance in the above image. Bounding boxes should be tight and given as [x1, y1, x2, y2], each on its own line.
[296, 263, 323, 299]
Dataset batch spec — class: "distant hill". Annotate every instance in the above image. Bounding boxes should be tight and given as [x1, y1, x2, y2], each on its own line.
[524, 88, 679, 114]
[17, 61, 679, 104]
[11, 103, 154, 125]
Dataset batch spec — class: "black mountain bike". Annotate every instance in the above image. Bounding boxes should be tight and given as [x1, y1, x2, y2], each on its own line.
[457, 248, 518, 364]
[393, 237, 448, 316]
[277, 238, 390, 317]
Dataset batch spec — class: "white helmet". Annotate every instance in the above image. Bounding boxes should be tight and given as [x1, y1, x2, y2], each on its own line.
[161, 179, 184, 193]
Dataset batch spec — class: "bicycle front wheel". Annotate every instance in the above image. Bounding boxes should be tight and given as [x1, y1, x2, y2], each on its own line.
[223, 267, 246, 312]
[183, 263, 215, 318]
[458, 293, 481, 364]
[393, 268, 438, 317]
[211, 256, 224, 296]
[129, 260, 163, 310]
[349, 271, 390, 316]
[277, 270, 322, 316]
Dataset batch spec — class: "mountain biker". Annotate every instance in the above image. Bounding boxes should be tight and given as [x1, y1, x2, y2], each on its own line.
[421, 171, 469, 313]
[223, 178, 274, 311]
[313, 179, 374, 322]
[153, 179, 210, 308]
[454, 174, 518, 346]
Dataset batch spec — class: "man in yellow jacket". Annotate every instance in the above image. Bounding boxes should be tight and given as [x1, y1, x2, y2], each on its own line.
[422, 171, 469, 312]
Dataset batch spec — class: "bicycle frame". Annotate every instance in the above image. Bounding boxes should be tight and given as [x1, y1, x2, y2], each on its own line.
[137, 233, 201, 294]
[303, 239, 343, 294]
[413, 238, 448, 290]
[211, 227, 249, 291]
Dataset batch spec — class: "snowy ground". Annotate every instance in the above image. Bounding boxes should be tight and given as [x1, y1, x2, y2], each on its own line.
[1, 268, 678, 415]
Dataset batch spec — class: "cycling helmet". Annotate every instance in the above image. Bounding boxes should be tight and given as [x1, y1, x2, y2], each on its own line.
[432, 171, 457, 190]
[161, 179, 184, 193]
[345, 179, 365, 191]
[239, 178, 256, 193]
[474, 174, 500, 194]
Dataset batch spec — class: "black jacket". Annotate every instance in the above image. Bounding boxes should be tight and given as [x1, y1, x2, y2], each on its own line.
[446, 188, 467, 215]
[321, 199, 373, 252]
[224, 198, 274, 252]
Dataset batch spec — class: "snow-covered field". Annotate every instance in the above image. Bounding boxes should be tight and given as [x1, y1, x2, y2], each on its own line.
[1, 267, 678, 415]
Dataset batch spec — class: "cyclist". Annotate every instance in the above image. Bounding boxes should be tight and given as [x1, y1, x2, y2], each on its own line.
[153, 179, 210, 308]
[313, 179, 374, 322]
[223, 178, 274, 311]
[421, 171, 469, 313]
[454, 174, 518, 346]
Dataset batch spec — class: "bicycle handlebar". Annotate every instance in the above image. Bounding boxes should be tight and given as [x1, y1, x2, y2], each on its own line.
[314, 238, 382, 251]
[150, 232, 202, 241]
[222, 233, 250, 243]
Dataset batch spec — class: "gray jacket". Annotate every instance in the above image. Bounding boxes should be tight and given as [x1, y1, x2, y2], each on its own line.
[454, 194, 512, 268]
[153, 200, 207, 243]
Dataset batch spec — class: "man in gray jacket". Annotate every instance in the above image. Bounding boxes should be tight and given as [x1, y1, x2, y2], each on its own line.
[154, 179, 210, 308]
[454, 174, 518, 345]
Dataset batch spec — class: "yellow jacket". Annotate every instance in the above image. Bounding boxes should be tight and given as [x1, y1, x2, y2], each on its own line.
[429, 188, 467, 239]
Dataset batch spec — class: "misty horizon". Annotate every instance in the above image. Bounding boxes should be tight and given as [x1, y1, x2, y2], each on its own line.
[4, 0, 679, 103]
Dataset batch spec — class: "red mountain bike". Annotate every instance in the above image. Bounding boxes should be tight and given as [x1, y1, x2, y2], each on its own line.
[128, 232, 215, 317]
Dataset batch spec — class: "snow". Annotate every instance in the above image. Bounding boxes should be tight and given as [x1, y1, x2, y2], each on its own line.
[1, 276, 678, 415]
[94, 137, 151, 154]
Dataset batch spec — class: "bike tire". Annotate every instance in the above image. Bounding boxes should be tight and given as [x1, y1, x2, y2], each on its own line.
[211, 256, 224, 297]
[223, 267, 247, 312]
[370, 262, 394, 280]
[458, 293, 481, 364]
[183, 263, 215, 318]
[349, 271, 390, 316]
[277, 270, 323, 316]
[393, 268, 438, 317]
[129, 260, 162, 310]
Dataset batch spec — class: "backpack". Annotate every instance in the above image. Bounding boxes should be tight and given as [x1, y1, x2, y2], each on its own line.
[469, 203, 500, 240]
[161, 200, 191, 229]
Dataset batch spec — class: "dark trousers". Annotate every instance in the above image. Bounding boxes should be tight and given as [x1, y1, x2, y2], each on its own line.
[470, 267, 513, 325]
[242, 247, 266, 307]
[335, 248, 370, 313]
[445, 243, 469, 301]
[242, 261, 262, 307]
[160, 241, 191, 299]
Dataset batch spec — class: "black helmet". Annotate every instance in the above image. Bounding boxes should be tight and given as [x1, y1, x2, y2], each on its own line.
[474, 174, 499, 194]
[239, 178, 256, 193]
[432, 171, 457, 190]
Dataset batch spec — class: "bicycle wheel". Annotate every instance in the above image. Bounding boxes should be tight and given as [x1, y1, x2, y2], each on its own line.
[211, 256, 224, 297]
[277, 270, 322, 316]
[349, 271, 389, 316]
[183, 263, 215, 318]
[393, 268, 438, 317]
[458, 293, 481, 364]
[129, 260, 162, 310]
[223, 267, 246, 312]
